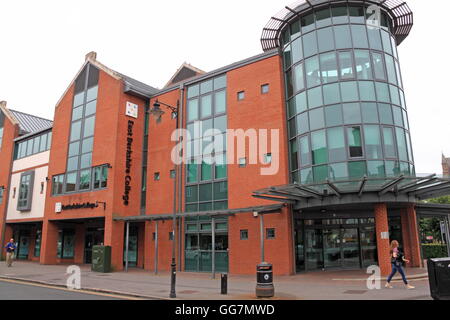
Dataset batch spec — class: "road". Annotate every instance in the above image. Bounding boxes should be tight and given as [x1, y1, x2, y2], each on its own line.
[0, 279, 137, 300]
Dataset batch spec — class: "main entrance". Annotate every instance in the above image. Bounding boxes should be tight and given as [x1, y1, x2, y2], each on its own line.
[295, 218, 377, 272]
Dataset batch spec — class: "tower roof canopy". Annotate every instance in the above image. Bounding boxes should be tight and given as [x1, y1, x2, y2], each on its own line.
[261, 0, 413, 52]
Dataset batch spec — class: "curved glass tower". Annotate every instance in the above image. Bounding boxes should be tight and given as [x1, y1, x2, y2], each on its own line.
[269, 2, 414, 184]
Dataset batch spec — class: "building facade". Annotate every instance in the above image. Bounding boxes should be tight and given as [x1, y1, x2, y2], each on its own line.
[1, 0, 450, 276]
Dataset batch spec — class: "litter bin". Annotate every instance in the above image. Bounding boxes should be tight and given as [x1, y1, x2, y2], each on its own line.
[427, 257, 450, 300]
[92, 245, 111, 273]
[256, 262, 274, 298]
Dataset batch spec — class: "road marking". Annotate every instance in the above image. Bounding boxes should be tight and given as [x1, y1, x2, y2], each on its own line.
[0, 278, 143, 300]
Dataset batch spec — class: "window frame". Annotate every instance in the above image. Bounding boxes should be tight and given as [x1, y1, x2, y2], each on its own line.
[17, 170, 35, 212]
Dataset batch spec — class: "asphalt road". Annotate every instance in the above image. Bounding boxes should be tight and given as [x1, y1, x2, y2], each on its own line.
[0, 279, 131, 300]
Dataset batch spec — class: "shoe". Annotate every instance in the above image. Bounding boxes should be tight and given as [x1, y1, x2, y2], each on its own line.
[385, 283, 393, 289]
[406, 285, 415, 290]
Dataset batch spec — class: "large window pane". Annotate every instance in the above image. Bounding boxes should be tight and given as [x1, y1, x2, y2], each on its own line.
[67, 156, 78, 171]
[385, 160, 400, 177]
[367, 28, 383, 51]
[303, 31, 318, 57]
[70, 121, 82, 142]
[372, 53, 386, 80]
[301, 13, 315, 33]
[283, 45, 292, 69]
[317, 27, 334, 52]
[331, 6, 348, 24]
[188, 99, 199, 122]
[390, 85, 400, 106]
[214, 153, 227, 179]
[301, 167, 314, 184]
[187, 85, 199, 99]
[340, 81, 359, 102]
[316, 8, 332, 28]
[201, 157, 212, 181]
[297, 112, 309, 135]
[329, 162, 348, 181]
[395, 128, 408, 161]
[378, 103, 393, 124]
[80, 152, 92, 169]
[343, 103, 361, 124]
[348, 161, 367, 179]
[187, 161, 198, 183]
[291, 140, 299, 171]
[327, 127, 346, 162]
[338, 51, 354, 79]
[307, 87, 323, 109]
[311, 130, 327, 165]
[320, 52, 338, 84]
[214, 90, 226, 114]
[364, 125, 383, 159]
[359, 81, 376, 101]
[385, 54, 397, 85]
[186, 185, 198, 203]
[367, 161, 385, 177]
[313, 165, 328, 183]
[351, 25, 369, 48]
[200, 95, 212, 119]
[199, 184, 213, 202]
[73, 92, 85, 107]
[375, 82, 390, 103]
[334, 25, 352, 49]
[68, 142, 79, 157]
[214, 75, 226, 90]
[65, 172, 77, 192]
[323, 83, 340, 105]
[293, 63, 305, 93]
[355, 50, 373, 80]
[325, 104, 343, 127]
[349, 6, 365, 24]
[79, 169, 91, 190]
[85, 100, 96, 117]
[347, 126, 363, 158]
[81, 137, 94, 154]
[361, 103, 379, 123]
[83, 116, 95, 138]
[213, 181, 227, 200]
[299, 135, 311, 167]
[305, 56, 320, 88]
[392, 106, 404, 127]
[72, 106, 83, 121]
[381, 30, 393, 55]
[382, 127, 396, 158]
[309, 108, 325, 131]
[290, 92, 307, 116]
[291, 37, 304, 64]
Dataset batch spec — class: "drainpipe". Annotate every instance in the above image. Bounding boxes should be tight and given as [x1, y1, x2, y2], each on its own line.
[178, 84, 185, 272]
[155, 221, 158, 275]
[125, 221, 129, 272]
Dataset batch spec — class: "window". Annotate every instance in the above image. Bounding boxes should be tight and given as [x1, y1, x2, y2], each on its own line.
[291, 37, 303, 64]
[240, 230, 249, 240]
[316, 7, 332, 27]
[395, 128, 408, 161]
[347, 126, 363, 158]
[57, 230, 75, 259]
[14, 131, 52, 160]
[343, 103, 361, 124]
[311, 130, 327, 165]
[341, 82, 359, 102]
[307, 87, 323, 109]
[17, 171, 34, 211]
[303, 31, 318, 57]
[348, 161, 367, 179]
[372, 53, 386, 80]
[379, 103, 393, 124]
[383, 127, 396, 158]
[154, 172, 160, 181]
[385, 54, 397, 85]
[334, 25, 352, 50]
[361, 103, 379, 123]
[320, 52, 338, 84]
[169, 232, 174, 241]
[325, 104, 343, 127]
[261, 84, 270, 94]
[237, 91, 245, 101]
[317, 27, 334, 53]
[293, 63, 305, 93]
[299, 136, 311, 167]
[0, 187, 4, 205]
[305, 56, 320, 88]
[327, 127, 346, 162]
[264, 153, 272, 164]
[34, 230, 41, 257]
[354, 50, 372, 80]
[239, 158, 247, 168]
[266, 228, 276, 240]
[364, 125, 383, 159]
[170, 170, 176, 179]
[323, 83, 340, 105]
[351, 25, 368, 48]
[338, 51, 354, 79]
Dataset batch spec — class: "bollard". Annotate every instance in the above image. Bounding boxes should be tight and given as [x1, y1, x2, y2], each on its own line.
[221, 273, 228, 295]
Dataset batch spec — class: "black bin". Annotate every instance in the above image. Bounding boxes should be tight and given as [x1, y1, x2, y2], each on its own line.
[427, 258, 450, 300]
[256, 262, 274, 298]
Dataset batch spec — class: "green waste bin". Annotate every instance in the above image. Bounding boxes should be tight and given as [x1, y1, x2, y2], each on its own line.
[91, 245, 111, 273]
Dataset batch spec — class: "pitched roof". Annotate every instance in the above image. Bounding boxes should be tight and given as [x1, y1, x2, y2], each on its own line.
[9, 109, 53, 135]
[164, 63, 206, 88]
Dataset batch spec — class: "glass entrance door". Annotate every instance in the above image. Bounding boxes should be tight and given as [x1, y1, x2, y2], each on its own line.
[17, 231, 30, 259]
[360, 226, 377, 267]
[323, 229, 342, 268]
[124, 226, 138, 268]
[84, 228, 104, 264]
[305, 229, 324, 270]
[341, 228, 360, 268]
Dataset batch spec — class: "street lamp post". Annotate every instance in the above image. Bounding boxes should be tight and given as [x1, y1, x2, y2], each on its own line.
[150, 99, 179, 299]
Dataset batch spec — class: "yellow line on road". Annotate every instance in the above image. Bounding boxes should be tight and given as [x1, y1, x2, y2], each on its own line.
[0, 278, 143, 300]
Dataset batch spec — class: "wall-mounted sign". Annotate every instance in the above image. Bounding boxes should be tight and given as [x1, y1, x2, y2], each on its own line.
[380, 232, 390, 240]
[126, 102, 138, 119]
[61, 202, 99, 210]
[55, 202, 62, 213]
[123, 120, 134, 206]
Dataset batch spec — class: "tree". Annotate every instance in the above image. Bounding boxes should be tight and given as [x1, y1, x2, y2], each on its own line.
[427, 196, 450, 204]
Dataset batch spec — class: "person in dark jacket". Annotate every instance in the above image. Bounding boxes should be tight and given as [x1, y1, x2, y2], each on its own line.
[385, 240, 415, 289]
[4, 239, 17, 267]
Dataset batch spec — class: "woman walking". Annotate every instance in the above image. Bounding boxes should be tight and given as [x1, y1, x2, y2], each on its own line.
[385, 240, 415, 289]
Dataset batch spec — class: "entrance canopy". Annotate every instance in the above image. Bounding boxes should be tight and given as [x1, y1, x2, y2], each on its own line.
[253, 175, 450, 210]
[114, 204, 284, 222]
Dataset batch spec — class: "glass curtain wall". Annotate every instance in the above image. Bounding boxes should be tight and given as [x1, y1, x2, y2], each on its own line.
[283, 4, 414, 184]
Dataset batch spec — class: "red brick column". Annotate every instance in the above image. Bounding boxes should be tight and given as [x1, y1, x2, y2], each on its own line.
[406, 204, 422, 267]
[137, 222, 145, 268]
[40, 220, 59, 265]
[28, 227, 36, 261]
[375, 203, 391, 276]
[104, 219, 124, 272]
[400, 208, 411, 266]
[143, 221, 153, 271]
[74, 224, 85, 265]
[1, 224, 13, 260]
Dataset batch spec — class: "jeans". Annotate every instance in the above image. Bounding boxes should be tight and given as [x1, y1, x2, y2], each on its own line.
[387, 263, 408, 285]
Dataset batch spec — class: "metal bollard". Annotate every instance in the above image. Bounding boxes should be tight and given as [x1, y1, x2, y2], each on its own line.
[221, 273, 228, 295]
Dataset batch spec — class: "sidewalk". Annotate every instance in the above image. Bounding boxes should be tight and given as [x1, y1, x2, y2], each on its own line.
[0, 261, 432, 300]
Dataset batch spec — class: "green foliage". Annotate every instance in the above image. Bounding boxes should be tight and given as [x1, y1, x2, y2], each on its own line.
[422, 244, 448, 259]
[427, 196, 450, 204]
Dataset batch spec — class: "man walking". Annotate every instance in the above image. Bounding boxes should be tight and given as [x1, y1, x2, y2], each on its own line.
[4, 239, 17, 267]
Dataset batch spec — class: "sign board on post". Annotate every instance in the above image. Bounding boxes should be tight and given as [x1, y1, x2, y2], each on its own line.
[55, 202, 62, 213]
[125, 102, 138, 119]
[381, 232, 390, 240]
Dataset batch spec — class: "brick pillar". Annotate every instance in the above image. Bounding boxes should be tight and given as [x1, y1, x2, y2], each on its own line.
[375, 203, 391, 276]
[400, 208, 411, 267]
[74, 224, 85, 265]
[104, 219, 124, 272]
[28, 227, 36, 260]
[406, 204, 422, 267]
[143, 221, 153, 271]
[40, 220, 59, 265]
[1, 224, 13, 260]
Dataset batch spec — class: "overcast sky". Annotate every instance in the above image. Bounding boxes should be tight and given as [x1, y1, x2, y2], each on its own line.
[0, 0, 448, 175]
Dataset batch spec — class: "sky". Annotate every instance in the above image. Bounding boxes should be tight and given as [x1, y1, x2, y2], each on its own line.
[0, 0, 449, 175]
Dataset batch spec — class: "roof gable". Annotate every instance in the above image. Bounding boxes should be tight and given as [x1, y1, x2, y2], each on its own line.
[164, 63, 206, 88]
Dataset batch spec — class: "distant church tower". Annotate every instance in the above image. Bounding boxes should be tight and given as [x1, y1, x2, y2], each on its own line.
[443, 154, 450, 177]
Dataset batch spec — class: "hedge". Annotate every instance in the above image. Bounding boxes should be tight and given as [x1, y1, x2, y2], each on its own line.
[422, 244, 448, 259]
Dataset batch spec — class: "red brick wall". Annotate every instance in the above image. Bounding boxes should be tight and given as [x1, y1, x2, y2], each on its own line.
[405, 204, 422, 267]
[374, 203, 391, 276]
[226, 55, 293, 275]
[0, 112, 19, 259]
